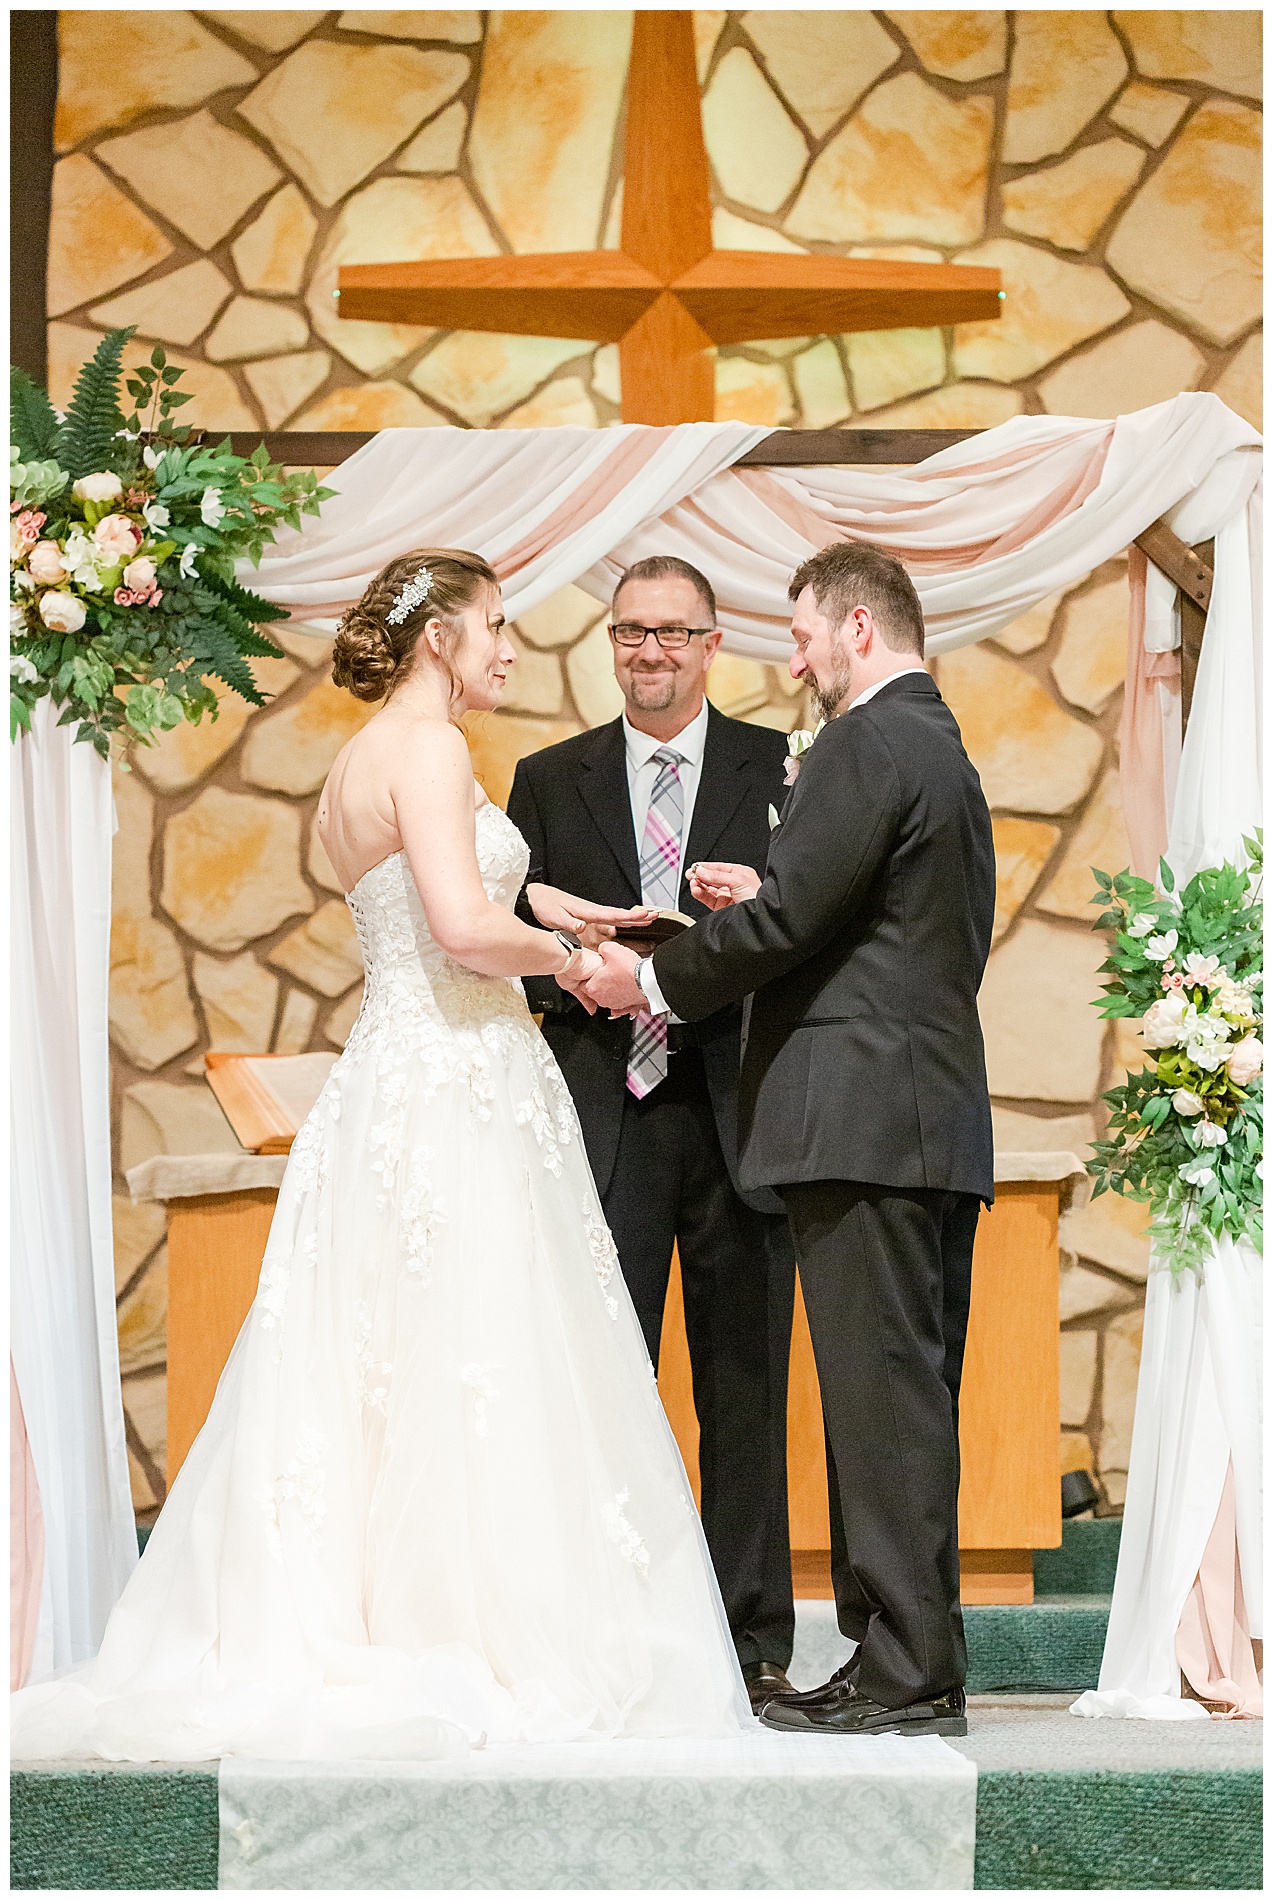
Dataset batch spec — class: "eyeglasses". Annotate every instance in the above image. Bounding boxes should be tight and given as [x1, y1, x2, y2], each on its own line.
[609, 623, 714, 650]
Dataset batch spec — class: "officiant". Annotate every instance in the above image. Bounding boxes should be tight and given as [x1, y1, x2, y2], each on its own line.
[508, 557, 797, 1709]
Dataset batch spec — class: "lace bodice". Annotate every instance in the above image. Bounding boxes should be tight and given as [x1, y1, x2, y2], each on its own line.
[340, 801, 533, 1047]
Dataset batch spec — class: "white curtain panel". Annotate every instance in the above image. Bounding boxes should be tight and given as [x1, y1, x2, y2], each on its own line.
[1074, 475, 1264, 1721]
[11, 701, 137, 1677]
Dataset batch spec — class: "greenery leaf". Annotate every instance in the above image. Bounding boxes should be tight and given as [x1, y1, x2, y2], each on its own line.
[10, 366, 61, 460]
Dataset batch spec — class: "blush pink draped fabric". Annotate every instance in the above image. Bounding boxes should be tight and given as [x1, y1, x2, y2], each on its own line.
[11, 1360, 44, 1690]
[1176, 1463, 1263, 1718]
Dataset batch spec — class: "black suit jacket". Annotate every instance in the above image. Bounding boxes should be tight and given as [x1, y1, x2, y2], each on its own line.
[651, 673, 996, 1202]
[507, 704, 791, 1209]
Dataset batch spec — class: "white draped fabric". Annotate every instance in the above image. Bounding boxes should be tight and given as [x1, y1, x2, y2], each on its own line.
[11, 703, 138, 1680]
[1073, 471, 1264, 1723]
[244, 396, 1261, 670]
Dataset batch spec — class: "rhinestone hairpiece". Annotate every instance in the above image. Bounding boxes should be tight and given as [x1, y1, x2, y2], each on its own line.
[385, 564, 434, 626]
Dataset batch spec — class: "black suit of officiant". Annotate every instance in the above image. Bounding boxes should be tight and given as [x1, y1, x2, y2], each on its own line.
[507, 705, 797, 1671]
[651, 672, 996, 1709]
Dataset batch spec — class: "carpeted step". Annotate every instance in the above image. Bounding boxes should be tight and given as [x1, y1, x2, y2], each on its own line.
[792, 1598, 1111, 1697]
[1033, 1518, 1122, 1598]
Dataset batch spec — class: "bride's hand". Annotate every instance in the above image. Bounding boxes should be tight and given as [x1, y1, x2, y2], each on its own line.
[527, 883, 656, 950]
[555, 945, 604, 1013]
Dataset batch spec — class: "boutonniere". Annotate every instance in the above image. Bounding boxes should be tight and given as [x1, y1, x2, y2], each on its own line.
[783, 717, 825, 787]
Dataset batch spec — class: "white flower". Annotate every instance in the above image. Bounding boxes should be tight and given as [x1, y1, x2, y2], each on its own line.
[1142, 994, 1189, 1049]
[1226, 1033, 1262, 1087]
[200, 487, 226, 528]
[1179, 1160, 1215, 1188]
[10, 652, 38, 683]
[1182, 1006, 1232, 1072]
[27, 540, 68, 586]
[1192, 1120, 1228, 1149]
[1127, 913, 1158, 939]
[1172, 1088, 1204, 1117]
[71, 471, 122, 504]
[38, 590, 87, 633]
[122, 555, 156, 593]
[1181, 952, 1222, 987]
[787, 720, 824, 758]
[178, 542, 200, 579]
[61, 526, 105, 587]
[1216, 979, 1258, 1028]
[142, 500, 170, 530]
[142, 446, 160, 471]
[1144, 929, 1178, 961]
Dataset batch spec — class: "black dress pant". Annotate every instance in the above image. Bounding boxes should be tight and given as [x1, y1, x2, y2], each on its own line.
[602, 1047, 796, 1670]
[782, 1179, 980, 1707]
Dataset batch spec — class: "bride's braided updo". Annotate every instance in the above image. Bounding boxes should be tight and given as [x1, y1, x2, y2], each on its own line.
[332, 547, 500, 704]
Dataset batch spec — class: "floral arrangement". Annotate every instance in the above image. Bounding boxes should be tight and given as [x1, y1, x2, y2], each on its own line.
[1087, 840, 1263, 1274]
[783, 715, 825, 786]
[11, 327, 332, 759]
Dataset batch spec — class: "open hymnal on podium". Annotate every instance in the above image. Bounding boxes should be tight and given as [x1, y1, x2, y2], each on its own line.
[204, 1051, 338, 1154]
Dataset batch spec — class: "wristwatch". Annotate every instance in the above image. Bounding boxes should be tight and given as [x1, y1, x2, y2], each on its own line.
[551, 928, 582, 967]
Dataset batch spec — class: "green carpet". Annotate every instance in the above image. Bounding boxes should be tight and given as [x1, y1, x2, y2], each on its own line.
[10, 1765, 217, 1891]
[966, 1598, 1110, 1693]
[1034, 1518, 1122, 1598]
[973, 1768, 1261, 1890]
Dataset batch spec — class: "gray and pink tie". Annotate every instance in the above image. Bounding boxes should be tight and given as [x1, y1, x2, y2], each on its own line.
[626, 747, 684, 1099]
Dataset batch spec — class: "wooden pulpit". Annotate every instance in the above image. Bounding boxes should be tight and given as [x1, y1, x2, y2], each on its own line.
[129, 1152, 1081, 1604]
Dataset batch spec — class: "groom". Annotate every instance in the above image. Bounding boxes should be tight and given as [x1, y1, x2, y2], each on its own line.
[585, 541, 996, 1738]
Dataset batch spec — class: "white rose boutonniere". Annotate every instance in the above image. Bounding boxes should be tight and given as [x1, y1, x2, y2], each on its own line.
[783, 717, 825, 787]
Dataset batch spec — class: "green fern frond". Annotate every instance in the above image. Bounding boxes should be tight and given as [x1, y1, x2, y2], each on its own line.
[186, 623, 269, 706]
[198, 568, 291, 625]
[10, 367, 61, 460]
[55, 327, 133, 478]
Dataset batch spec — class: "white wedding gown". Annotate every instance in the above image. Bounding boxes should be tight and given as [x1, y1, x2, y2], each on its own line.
[13, 801, 751, 1761]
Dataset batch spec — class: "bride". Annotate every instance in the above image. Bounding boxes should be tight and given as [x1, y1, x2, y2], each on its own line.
[12, 548, 751, 1762]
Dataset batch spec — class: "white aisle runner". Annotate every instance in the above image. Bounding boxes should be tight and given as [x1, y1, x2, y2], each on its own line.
[218, 1732, 976, 1890]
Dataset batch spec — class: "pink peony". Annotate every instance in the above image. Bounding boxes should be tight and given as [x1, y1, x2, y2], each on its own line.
[1226, 1034, 1263, 1087]
[1143, 993, 1189, 1049]
[27, 540, 69, 586]
[122, 555, 157, 595]
[92, 513, 142, 562]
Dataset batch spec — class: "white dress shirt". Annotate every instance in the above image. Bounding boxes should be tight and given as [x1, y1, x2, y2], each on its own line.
[635, 666, 927, 1015]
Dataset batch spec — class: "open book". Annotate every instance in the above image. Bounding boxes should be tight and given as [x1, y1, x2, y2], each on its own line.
[204, 1052, 338, 1154]
[612, 909, 694, 955]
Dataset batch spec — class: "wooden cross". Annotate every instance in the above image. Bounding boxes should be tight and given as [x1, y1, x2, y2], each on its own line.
[337, 11, 1002, 425]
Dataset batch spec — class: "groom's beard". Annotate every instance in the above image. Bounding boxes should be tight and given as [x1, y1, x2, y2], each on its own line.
[811, 641, 854, 722]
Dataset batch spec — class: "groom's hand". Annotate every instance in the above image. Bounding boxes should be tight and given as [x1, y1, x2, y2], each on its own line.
[687, 860, 762, 910]
[584, 941, 647, 1017]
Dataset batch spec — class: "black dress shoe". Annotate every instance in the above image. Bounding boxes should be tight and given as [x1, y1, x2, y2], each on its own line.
[741, 1660, 794, 1714]
[761, 1678, 967, 1738]
[763, 1653, 859, 1710]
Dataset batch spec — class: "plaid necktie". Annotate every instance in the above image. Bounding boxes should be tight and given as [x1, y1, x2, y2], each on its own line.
[626, 746, 684, 1099]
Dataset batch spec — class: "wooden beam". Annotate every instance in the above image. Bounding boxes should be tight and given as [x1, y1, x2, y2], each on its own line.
[1179, 538, 1214, 728]
[336, 253, 659, 339]
[1132, 516, 1213, 612]
[621, 10, 712, 280]
[675, 254, 1003, 339]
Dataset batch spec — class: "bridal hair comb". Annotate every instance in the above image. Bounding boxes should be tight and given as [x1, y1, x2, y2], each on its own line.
[386, 565, 434, 626]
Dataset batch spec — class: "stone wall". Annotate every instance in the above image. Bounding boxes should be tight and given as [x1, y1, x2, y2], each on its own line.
[43, 10, 1262, 1521]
